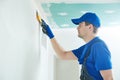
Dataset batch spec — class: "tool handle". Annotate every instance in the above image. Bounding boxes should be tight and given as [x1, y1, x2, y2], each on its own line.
[36, 11, 42, 24]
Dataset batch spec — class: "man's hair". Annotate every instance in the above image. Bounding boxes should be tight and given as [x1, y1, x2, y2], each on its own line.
[85, 22, 98, 33]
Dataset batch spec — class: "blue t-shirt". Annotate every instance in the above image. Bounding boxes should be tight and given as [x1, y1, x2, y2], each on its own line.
[72, 37, 112, 80]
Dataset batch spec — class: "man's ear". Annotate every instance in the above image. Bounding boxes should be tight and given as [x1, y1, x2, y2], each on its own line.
[88, 24, 93, 31]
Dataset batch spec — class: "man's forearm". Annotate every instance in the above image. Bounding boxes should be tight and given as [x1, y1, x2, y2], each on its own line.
[100, 69, 113, 80]
[50, 37, 66, 59]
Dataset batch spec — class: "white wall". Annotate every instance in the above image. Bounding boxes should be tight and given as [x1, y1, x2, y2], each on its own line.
[0, 0, 41, 80]
[49, 27, 120, 80]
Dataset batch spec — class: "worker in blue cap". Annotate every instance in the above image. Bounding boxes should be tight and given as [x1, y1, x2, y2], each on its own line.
[39, 12, 113, 80]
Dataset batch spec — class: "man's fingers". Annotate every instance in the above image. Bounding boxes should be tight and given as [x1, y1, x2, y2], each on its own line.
[42, 28, 47, 34]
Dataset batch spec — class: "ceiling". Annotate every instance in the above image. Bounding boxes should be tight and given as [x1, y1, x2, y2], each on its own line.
[39, 2, 120, 28]
[39, 0, 120, 3]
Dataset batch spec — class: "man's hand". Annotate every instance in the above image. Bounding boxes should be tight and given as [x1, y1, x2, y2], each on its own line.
[40, 19, 54, 39]
[36, 11, 54, 39]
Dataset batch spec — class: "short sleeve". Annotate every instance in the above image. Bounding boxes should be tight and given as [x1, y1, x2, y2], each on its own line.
[72, 45, 85, 64]
[92, 42, 112, 71]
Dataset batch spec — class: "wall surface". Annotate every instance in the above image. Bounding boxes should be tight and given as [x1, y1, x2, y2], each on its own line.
[0, 0, 41, 80]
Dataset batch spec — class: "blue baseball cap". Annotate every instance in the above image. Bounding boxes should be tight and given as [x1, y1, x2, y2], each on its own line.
[71, 12, 101, 28]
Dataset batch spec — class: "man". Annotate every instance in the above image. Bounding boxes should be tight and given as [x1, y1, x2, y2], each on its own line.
[39, 12, 113, 80]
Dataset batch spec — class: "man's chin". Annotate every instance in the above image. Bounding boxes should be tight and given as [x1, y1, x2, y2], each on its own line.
[78, 35, 83, 38]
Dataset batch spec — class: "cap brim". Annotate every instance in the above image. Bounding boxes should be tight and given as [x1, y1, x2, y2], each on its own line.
[71, 18, 82, 25]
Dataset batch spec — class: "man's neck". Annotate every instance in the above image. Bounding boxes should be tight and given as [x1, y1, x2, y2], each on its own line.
[83, 35, 96, 43]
